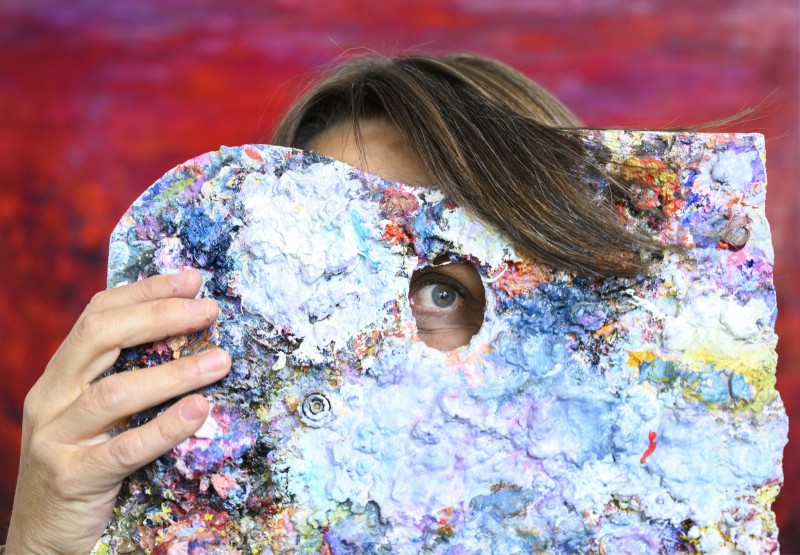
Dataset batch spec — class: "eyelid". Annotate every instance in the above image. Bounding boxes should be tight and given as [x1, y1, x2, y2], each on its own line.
[409, 272, 470, 300]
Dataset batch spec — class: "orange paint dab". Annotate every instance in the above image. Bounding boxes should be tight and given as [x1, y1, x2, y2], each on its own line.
[627, 350, 656, 369]
[382, 223, 413, 245]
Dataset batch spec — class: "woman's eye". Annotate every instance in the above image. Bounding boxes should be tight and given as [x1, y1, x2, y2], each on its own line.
[410, 280, 464, 312]
[407, 262, 486, 351]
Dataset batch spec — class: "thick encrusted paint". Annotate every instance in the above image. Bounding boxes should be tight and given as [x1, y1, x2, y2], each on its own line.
[98, 132, 786, 554]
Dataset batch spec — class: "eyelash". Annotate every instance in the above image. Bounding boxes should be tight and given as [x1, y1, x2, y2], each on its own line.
[409, 274, 470, 305]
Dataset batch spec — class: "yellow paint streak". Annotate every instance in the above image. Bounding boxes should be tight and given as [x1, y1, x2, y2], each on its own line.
[681, 346, 777, 401]
[627, 350, 656, 369]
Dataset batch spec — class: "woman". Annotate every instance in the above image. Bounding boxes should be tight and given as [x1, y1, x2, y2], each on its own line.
[4, 53, 661, 552]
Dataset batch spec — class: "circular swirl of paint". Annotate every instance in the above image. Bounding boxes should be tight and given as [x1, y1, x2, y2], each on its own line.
[299, 390, 333, 427]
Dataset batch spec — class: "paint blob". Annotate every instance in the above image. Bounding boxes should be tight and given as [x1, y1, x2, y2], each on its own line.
[97, 131, 787, 554]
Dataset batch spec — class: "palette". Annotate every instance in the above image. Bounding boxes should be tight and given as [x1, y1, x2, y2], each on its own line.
[97, 131, 786, 554]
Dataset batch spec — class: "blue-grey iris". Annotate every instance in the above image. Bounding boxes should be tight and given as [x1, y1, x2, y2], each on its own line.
[432, 284, 457, 308]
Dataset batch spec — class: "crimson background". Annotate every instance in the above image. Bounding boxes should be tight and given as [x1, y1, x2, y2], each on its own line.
[1, 0, 798, 548]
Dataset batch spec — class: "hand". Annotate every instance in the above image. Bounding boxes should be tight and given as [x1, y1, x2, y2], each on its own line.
[5, 270, 231, 554]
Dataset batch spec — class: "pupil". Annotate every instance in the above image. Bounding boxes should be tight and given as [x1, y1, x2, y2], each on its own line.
[432, 284, 456, 308]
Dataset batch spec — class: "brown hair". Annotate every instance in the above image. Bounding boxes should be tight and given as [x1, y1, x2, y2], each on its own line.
[272, 53, 664, 277]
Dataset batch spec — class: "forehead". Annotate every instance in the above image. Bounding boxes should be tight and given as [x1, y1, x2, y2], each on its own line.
[310, 119, 431, 186]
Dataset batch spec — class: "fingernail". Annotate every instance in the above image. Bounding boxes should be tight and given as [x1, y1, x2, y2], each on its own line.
[197, 349, 229, 373]
[187, 298, 212, 317]
[181, 398, 205, 421]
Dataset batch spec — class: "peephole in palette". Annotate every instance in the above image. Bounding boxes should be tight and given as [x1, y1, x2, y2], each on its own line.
[99, 133, 787, 554]
[408, 255, 486, 351]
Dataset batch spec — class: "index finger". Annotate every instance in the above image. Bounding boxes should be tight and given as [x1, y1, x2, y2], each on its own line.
[86, 270, 203, 314]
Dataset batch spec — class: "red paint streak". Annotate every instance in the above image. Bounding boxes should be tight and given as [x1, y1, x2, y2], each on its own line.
[640, 430, 658, 464]
[244, 146, 264, 162]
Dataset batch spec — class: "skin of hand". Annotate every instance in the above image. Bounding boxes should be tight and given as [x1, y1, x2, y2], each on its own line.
[5, 269, 231, 554]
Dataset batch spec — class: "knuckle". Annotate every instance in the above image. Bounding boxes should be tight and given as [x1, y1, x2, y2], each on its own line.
[87, 289, 108, 310]
[72, 311, 107, 346]
[109, 434, 143, 470]
[143, 275, 166, 298]
[27, 429, 59, 474]
[88, 376, 127, 415]
[24, 426, 84, 497]
[149, 299, 177, 326]
[161, 362, 187, 391]
[27, 430, 47, 460]
[155, 410, 189, 445]
[22, 387, 42, 424]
